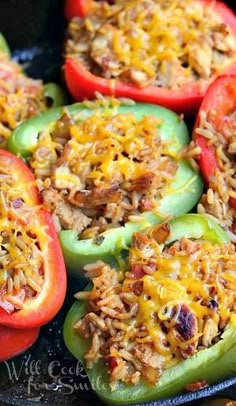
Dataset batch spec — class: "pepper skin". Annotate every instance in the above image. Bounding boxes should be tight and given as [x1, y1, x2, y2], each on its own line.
[64, 0, 92, 20]
[194, 74, 236, 210]
[0, 325, 40, 362]
[42, 82, 68, 109]
[0, 32, 10, 56]
[0, 150, 67, 329]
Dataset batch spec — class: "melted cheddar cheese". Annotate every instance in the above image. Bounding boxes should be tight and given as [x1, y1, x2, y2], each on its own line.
[66, 0, 236, 89]
[76, 232, 236, 388]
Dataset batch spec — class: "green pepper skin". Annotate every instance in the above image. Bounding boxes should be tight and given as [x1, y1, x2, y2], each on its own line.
[0, 32, 10, 57]
[165, 213, 230, 244]
[7, 102, 203, 275]
[0, 33, 66, 111]
[63, 214, 236, 405]
[42, 83, 68, 108]
[7, 103, 94, 159]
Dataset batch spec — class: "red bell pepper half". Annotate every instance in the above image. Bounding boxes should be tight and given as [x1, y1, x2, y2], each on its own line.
[193, 74, 236, 210]
[64, 0, 236, 115]
[64, 0, 92, 19]
[0, 325, 39, 361]
[0, 150, 67, 329]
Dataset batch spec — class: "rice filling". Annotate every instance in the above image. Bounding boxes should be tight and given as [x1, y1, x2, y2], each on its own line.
[65, 0, 236, 90]
[31, 100, 196, 239]
[0, 158, 45, 314]
[196, 110, 236, 240]
[74, 229, 236, 389]
[0, 51, 47, 147]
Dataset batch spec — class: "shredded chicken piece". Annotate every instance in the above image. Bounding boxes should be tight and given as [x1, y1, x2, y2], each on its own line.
[42, 188, 92, 234]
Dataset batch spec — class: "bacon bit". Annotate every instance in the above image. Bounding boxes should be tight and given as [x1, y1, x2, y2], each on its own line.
[131, 232, 151, 250]
[69, 185, 122, 208]
[130, 264, 145, 279]
[172, 304, 197, 341]
[132, 280, 144, 296]
[209, 286, 217, 296]
[125, 172, 155, 193]
[185, 379, 209, 392]
[108, 356, 118, 370]
[230, 220, 236, 235]
[149, 222, 170, 244]
[180, 343, 197, 359]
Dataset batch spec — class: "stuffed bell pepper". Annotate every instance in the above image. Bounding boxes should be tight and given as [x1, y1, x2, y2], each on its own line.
[0, 32, 65, 148]
[63, 213, 236, 404]
[194, 74, 236, 242]
[63, 0, 236, 115]
[0, 149, 66, 334]
[7, 98, 203, 277]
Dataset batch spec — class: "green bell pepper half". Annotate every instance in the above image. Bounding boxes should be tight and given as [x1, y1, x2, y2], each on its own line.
[7, 102, 203, 276]
[0, 32, 66, 110]
[42, 82, 68, 108]
[0, 32, 10, 57]
[63, 213, 236, 405]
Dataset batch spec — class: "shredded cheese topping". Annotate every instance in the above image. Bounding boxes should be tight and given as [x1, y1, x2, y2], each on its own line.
[65, 0, 236, 89]
[30, 104, 181, 238]
[0, 51, 47, 147]
[75, 230, 236, 388]
[132, 237, 235, 358]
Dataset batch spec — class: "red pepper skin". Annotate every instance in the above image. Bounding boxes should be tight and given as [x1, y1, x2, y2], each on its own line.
[64, 0, 92, 20]
[64, 58, 205, 115]
[0, 150, 67, 329]
[0, 325, 40, 361]
[64, 0, 236, 115]
[193, 74, 236, 209]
